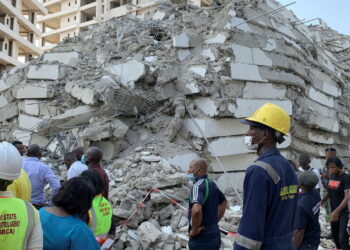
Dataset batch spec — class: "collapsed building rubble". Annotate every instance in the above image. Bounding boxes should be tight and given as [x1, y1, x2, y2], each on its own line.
[0, 0, 349, 248]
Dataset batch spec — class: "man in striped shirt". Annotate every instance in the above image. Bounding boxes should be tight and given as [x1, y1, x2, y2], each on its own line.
[187, 158, 227, 250]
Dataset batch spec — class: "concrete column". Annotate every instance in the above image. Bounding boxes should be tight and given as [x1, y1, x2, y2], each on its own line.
[96, 0, 102, 22]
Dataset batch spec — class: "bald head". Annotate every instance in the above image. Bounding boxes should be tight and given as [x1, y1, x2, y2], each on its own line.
[27, 144, 41, 158]
[64, 152, 77, 168]
[188, 158, 208, 177]
[85, 146, 103, 164]
[72, 146, 84, 161]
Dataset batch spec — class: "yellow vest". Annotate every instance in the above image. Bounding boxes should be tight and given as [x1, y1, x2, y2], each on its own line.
[88, 195, 112, 236]
[7, 169, 32, 202]
[0, 196, 36, 250]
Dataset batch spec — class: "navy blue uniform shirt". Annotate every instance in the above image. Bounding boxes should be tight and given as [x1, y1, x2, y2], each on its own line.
[294, 189, 321, 246]
[234, 148, 298, 250]
[188, 175, 226, 241]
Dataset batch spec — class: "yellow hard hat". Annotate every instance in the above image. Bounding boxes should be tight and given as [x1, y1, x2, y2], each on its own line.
[241, 103, 291, 135]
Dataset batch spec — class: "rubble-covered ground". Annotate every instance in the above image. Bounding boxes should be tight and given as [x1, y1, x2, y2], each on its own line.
[0, 0, 350, 248]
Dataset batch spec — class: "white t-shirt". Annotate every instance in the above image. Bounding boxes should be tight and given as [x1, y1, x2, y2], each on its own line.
[67, 161, 88, 180]
[298, 166, 322, 190]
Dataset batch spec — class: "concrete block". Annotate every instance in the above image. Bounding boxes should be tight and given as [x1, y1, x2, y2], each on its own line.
[177, 49, 191, 61]
[230, 17, 252, 32]
[43, 52, 79, 66]
[23, 100, 40, 116]
[172, 32, 202, 48]
[216, 172, 245, 192]
[16, 84, 53, 99]
[194, 97, 218, 117]
[322, 82, 341, 97]
[5, 74, 22, 88]
[209, 135, 290, 157]
[189, 66, 206, 77]
[0, 103, 18, 122]
[167, 152, 199, 171]
[243, 82, 286, 99]
[252, 48, 273, 66]
[137, 221, 162, 249]
[307, 114, 339, 133]
[205, 33, 227, 44]
[308, 87, 334, 108]
[201, 48, 217, 61]
[18, 114, 43, 130]
[232, 44, 253, 64]
[152, 11, 166, 21]
[13, 130, 31, 146]
[210, 153, 257, 172]
[228, 98, 293, 118]
[108, 60, 145, 84]
[92, 141, 127, 161]
[307, 131, 334, 145]
[299, 97, 335, 118]
[0, 80, 10, 93]
[65, 82, 96, 105]
[264, 39, 277, 51]
[230, 63, 267, 82]
[27, 65, 60, 80]
[0, 95, 9, 108]
[30, 134, 49, 147]
[183, 118, 247, 138]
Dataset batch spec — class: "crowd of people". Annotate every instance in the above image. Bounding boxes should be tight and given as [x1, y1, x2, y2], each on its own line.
[1, 103, 350, 250]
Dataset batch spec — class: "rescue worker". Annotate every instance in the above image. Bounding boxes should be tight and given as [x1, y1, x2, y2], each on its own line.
[7, 141, 32, 202]
[0, 141, 43, 250]
[234, 103, 298, 250]
[187, 158, 227, 250]
[294, 171, 321, 250]
[80, 169, 113, 238]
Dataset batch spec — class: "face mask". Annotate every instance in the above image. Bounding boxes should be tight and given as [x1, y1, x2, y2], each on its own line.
[81, 154, 86, 164]
[244, 131, 264, 150]
[186, 173, 196, 182]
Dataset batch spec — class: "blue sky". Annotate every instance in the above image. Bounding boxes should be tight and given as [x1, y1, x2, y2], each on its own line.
[278, 0, 350, 35]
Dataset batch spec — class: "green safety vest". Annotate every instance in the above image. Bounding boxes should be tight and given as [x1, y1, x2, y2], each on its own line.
[0, 196, 36, 250]
[88, 194, 112, 236]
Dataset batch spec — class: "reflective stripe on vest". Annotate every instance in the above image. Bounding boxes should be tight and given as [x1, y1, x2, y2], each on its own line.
[254, 161, 281, 184]
[88, 195, 112, 236]
[236, 233, 262, 250]
[0, 197, 36, 250]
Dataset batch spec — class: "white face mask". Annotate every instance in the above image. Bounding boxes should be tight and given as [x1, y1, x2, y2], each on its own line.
[245, 136, 259, 150]
[244, 130, 264, 150]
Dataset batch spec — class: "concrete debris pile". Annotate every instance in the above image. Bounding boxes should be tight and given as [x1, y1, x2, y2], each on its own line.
[0, 0, 349, 198]
[103, 146, 237, 249]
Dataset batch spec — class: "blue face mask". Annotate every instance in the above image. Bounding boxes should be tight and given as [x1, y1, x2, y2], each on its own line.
[187, 173, 196, 182]
[81, 154, 86, 164]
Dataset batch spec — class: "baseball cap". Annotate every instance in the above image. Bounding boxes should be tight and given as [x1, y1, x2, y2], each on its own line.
[298, 170, 318, 189]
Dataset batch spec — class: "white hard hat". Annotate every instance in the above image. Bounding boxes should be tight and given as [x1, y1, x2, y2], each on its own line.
[0, 142, 22, 180]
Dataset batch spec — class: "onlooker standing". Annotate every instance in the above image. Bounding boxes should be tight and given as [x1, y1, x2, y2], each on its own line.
[7, 141, 32, 202]
[72, 145, 85, 162]
[321, 147, 337, 189]
[187, 159, 227, 250]
[0, 142, 43, 250]
[298, 154, 322, 192]
[22, 144, 60, 209]
[39, 177, 100, 250]
[321, 157, 350, 250]
[85, 147, 109, 199]
[294, 171, 321, 250]
[64, 152, 88, 180]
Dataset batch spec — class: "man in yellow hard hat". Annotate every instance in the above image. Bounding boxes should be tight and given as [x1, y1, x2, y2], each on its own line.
[0, 141, 43, 250]
[234, 103, 298, 250]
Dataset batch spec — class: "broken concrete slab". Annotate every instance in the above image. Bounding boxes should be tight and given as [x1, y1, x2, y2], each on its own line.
[194, 97, 218, 117]
[183, 118, 247, 138]
[12, 130, 31, 146]
[167, 152, 199, 171]
[27, 65, 61, 80]
[65, 82, 97, 105]
[16, 84, 53, 99]
[134, 172, 185, 189]
[201, 48, 217, 61]
[18, 114, 44, 130]
[307, 131, 334, 145]
[228, 98, 293, 118]
[0, 80, 10, 93]
[230, 63, 267, 82]
[172, 32, 202, 48]
[23, 100, 40, 116]
[137, 221, 162, 249]
[92, 140, 128, 161]
[0, 103, 18, 122]
[43, 52, 79, 66]
[322, 82, 341, 97]
[308, 87, 334, 108]
[0, 95, 9, 108]
[189, 65, 206, 77]
[243, 82, 286, 99]
[205, 33, 227, 44]
[108, 60, 145, 84]
[177, 49, 191, 61]
[210, 153, 257, 172]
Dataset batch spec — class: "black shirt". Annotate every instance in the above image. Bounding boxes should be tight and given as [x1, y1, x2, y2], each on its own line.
[327, 172, 350, 212]
[188, 175, 226, 241]
[294, 189, 321, 246]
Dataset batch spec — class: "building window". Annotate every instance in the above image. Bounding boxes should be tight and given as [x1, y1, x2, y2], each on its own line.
[68, 2, 70, 6]
[74, 16, 76, 20]
[68, 18, 70, 22]
[5, 43, 7, 50]
[6, 18, 9, 25]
